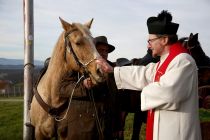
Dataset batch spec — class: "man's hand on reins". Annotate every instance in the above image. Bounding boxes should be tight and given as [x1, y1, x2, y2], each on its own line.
[83, 77, 93, 89]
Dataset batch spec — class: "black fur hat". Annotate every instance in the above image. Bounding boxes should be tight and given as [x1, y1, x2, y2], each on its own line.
[147, 10, 179, 35]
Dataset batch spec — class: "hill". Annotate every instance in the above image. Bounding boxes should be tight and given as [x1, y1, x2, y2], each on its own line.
[0, 58, 44, 84]
[0, 58, 43, 66]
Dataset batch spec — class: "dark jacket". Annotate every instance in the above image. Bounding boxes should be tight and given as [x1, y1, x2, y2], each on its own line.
[58, 60, 117, 140]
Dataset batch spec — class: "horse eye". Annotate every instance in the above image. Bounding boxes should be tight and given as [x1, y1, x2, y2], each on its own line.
[75, 39, 83, 46]
[76, 41, 81, 46]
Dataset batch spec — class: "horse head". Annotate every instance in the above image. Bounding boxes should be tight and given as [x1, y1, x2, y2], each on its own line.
[180, 33, 199, 51]
[185, 33, 199, 51]
[179, 33, 207, 66]
[49, 18, 104, 85]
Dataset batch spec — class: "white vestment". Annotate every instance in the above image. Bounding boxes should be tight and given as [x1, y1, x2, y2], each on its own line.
[114, 53, 202, 140]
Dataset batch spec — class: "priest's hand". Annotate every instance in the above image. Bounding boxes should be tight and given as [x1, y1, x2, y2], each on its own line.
[96, 58, 114, 73]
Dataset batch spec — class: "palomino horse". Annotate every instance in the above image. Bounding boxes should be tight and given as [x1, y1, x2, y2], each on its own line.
[30, 18, 104, 140]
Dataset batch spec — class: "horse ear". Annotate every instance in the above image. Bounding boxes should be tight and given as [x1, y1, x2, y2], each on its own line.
[59, 17, 72, 31]
[189, 33, 194, 40]
[194, 33, 198, 40]
[189, 33, 193, 37]
[84, 18, 94, 29]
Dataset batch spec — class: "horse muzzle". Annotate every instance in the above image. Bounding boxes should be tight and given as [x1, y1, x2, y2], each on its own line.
[89, 68, 106, 85]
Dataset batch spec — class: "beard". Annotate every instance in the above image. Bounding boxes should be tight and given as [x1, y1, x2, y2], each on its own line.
[148, 48, 159, 58]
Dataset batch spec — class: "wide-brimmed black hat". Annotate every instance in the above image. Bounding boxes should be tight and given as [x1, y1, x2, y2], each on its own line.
[147, 10, 179, 35]
[94, 36, 115, 53]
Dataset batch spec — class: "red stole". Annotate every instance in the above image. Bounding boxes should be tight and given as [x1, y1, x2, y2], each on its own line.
[145, 43, 189, 140]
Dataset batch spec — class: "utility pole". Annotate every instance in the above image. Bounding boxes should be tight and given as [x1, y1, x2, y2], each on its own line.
[23, 0, 34, 139]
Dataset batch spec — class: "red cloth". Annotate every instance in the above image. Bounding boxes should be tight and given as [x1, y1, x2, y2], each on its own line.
[145, 43, 189, 140]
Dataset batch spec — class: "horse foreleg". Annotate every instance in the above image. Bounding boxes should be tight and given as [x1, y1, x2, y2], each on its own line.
[34, 127, 51, 140]
[34, 122, 55, 140]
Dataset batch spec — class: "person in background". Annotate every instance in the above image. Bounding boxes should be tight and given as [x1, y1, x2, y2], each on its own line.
[115, 49, 160, 140]
[96, 10, 202, 140]
[58, 36, 116, 140]
[84, 36, 120, 140]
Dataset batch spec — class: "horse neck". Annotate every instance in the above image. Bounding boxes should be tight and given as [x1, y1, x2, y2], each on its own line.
[194, 54, 210, 67]
[190, 45, 209, 66]
[49, 34, 69, 77]
[193, 45, 206, 56]
[38, 33, 75, 106]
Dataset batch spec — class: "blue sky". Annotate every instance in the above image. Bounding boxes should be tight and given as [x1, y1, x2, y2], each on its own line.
[0, 0, 210, 62]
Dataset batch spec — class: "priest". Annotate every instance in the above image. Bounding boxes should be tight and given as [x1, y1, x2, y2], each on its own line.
[96, 10, 202, 140]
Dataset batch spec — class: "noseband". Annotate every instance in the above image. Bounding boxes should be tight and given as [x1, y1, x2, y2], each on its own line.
[64, 29, 97, 72]
[182, 38, 195, 54]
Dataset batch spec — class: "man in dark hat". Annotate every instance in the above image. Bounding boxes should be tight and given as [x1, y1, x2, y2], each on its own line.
[94, 36, 115, 59]
[83, 36, 115, 87]
[58, 35, 116, 140]
[96, 10, 201, 140]
[83, 36, 115, 88]
[83, 35, 119, 140]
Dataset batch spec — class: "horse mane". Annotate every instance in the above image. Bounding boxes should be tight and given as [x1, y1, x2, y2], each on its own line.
[47, 33, 67, 73]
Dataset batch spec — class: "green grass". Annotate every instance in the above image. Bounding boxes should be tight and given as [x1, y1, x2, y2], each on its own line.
[124, 113, 146, 140]
[199, 108, 210, 122]
[124, 109, 210, 140]
[0, 100, 23, 140]
[0, 98, 210, 140]
[0, 96, 23, 99]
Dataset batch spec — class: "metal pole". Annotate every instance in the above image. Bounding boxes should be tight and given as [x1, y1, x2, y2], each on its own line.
[23, 0, 34, 139]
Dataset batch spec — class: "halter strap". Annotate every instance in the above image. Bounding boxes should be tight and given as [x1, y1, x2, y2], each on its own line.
[33, 87, 69, 118]
[181, 38, 193, 55]
[64, 29, 96, 70]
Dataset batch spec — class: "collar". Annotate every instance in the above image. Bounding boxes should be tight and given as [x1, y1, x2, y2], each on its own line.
[159, 53, 169, 65]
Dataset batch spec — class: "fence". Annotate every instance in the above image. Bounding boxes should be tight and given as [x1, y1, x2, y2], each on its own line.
[0, 85, 23, 97]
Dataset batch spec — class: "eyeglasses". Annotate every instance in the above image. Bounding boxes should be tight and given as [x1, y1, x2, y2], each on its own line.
[147, 37, 162, 45]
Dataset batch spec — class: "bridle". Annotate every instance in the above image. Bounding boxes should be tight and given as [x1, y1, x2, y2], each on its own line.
[64, 28, 97, 75]
[181, 38, 195, 55]
[63, 29, 104, 137]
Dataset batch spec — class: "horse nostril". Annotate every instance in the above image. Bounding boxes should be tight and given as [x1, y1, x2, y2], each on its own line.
[97, 68, 104, 77]
[97, 68, 101, 75]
